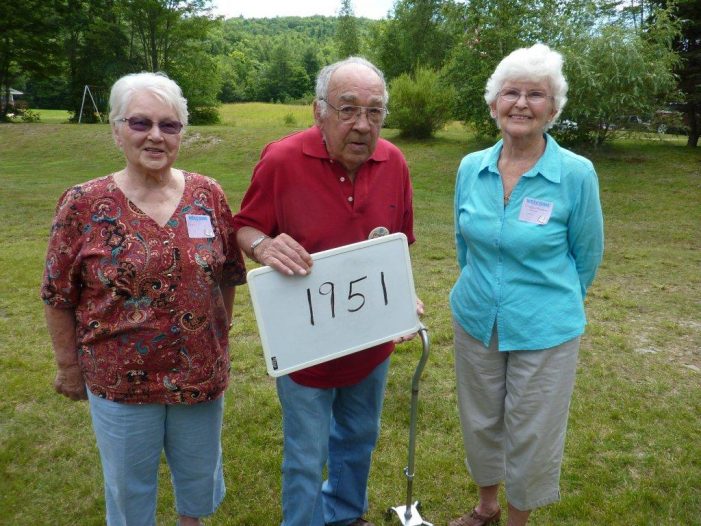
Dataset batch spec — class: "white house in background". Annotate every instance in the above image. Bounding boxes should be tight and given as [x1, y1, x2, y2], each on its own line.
[1, 88, 24, 111]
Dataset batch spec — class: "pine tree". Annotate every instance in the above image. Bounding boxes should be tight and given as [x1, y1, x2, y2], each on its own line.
[335, 0, 360, 59]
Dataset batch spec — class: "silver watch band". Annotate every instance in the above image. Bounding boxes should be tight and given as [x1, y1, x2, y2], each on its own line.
[250, 235, 268, 262]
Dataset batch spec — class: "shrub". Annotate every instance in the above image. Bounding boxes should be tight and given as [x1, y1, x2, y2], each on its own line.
[283, 112, 297, 126]
[68, 110, 106, 123]
[189, 105, 221, 125]
[20, 109, 41, 123]
[387, 67, 454, 139]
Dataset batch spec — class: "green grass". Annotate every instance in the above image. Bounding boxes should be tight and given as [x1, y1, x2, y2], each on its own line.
[27, 108, 74, 123]
[0, 104, 699, 525]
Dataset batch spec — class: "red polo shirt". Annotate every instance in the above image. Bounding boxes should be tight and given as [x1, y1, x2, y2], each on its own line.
[233, 126, 415, 387]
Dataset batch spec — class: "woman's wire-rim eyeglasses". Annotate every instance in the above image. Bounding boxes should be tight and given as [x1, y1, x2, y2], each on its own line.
[498, 89, 554, 105]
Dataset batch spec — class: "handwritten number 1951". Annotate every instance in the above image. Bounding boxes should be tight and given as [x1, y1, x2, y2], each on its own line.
[306, 273, 388, 326]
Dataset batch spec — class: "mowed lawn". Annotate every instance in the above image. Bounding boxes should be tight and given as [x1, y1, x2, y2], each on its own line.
[0, 104, 699, 525]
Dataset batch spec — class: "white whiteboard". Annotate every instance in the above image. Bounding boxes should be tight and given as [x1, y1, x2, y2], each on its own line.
[247, 233, 421, 377]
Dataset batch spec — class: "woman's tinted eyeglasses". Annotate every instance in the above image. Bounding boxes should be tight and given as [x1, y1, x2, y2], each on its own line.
[118, 116, 183, 134]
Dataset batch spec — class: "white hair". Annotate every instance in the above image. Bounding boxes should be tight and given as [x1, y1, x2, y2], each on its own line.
[109, 72, 188, 127]
[315, 57, 389, 118]
[484, 43, 568, 129]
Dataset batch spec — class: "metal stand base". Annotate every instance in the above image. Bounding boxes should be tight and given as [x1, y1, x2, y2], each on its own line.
[388, 502, 433, 526]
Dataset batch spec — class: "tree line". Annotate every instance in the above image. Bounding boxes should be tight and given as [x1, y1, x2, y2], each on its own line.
[1, 0, 698, 146]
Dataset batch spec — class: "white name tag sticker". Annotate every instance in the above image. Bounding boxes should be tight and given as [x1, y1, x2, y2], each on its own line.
[518, 197, 554, 225]
[185, 214, 215, 238]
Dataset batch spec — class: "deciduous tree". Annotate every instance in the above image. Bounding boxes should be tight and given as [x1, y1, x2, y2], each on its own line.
[560, 5, 680, 145]
[60, 0, 131, 122]
[0, 1, 62, 120]
[371, 0, 457, 80]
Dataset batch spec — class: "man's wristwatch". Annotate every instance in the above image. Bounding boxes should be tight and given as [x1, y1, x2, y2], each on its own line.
[250, 235, 268, 262]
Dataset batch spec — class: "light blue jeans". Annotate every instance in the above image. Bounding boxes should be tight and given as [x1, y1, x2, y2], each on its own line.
[276, 358, 390, 526]
[87, 392, 225, 526]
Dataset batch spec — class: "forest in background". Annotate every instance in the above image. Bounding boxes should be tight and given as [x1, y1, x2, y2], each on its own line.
[1, 0, 699, 146]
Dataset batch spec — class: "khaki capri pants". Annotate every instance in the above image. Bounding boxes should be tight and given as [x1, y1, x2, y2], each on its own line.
[453, 319, 580, 511]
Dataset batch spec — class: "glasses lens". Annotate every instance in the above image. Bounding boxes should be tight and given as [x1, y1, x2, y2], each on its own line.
[338, 106, 386, 124]
[501, 89, 521, 102]
[126, 117, 152, 132]
[338, 106, 359, 121]
[367, 108, 385, 124]
[527, 92, 546, 103]
[124, 117, 182, 134]
[158, 121, 183, 134]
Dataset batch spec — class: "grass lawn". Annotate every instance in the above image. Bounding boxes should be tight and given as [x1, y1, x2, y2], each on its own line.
[25, 109, 74, 124]
[0, 104, 699, 525]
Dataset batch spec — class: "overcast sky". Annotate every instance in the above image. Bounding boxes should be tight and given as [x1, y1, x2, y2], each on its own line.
[211, 0, 395, 20]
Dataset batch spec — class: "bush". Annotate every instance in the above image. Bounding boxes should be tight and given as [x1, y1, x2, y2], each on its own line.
[19, 109, 41, 123]
[68, 110, 107, 124]
[8, 103, 42, 123]
[387, 67, 454, 139]
[188, 106, 220, 125]
[283, 112, 297, 126]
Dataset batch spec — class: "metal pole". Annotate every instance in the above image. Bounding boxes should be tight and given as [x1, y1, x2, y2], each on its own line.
[85, 85, 103, 123]
[404, 327, 430, 515]
[78, 85, 88, 124]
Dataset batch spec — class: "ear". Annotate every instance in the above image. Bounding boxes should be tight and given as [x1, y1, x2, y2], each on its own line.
[112, 125, 123, 149]
[489, 100, 497, 119]
[313, 100, 323, 127]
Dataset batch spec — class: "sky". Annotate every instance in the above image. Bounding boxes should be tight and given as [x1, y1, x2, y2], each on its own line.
[211, 0, 395, 20]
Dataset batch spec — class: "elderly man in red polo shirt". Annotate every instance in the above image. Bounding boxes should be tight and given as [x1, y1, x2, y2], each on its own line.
[234, 57, 420, 526]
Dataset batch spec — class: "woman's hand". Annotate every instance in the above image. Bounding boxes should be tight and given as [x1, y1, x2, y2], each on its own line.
[54, 363, 87, 401]
[45, 305, 86, 401]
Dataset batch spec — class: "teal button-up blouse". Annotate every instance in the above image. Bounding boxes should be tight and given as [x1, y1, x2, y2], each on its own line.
[450, 134, 604, 351]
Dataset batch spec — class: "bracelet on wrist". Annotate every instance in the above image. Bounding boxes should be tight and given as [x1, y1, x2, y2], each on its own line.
[250, 235, 269, 263]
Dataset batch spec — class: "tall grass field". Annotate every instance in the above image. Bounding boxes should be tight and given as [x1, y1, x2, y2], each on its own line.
[0, 104, 699, 525]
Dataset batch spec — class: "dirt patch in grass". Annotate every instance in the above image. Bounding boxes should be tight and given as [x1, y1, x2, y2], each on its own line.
[181, 131, 223, 149]
[632, 316, 701, 372]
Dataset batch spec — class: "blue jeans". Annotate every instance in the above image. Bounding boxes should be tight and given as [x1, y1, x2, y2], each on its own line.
[88, 392, 225, 526]
[276, 358, 390, 526]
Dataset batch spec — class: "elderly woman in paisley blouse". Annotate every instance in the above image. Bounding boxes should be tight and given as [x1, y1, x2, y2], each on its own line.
[41, 72, 245, 526]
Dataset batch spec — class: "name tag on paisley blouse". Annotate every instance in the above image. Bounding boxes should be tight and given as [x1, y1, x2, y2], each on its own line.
[186, 214, 215, 238]
[518, 197, 554, 225]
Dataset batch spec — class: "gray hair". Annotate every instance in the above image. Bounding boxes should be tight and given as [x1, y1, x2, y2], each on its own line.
[109, 72, 188, 127]
[315, 57, 389, 118]
[484, 43, 568, 130]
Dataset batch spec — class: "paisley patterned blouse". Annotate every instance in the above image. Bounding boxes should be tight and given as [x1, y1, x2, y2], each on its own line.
[41, 172, 246, 404]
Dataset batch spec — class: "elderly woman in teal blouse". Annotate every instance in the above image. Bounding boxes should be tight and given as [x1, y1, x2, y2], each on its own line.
[449, 44, 604, 526]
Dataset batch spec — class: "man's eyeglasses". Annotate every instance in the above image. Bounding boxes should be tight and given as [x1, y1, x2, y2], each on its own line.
[498, 89, 553, 105]
[322, 99, 388, 125]
[118, 116, 184, 135]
